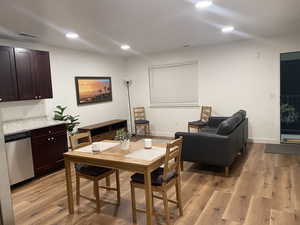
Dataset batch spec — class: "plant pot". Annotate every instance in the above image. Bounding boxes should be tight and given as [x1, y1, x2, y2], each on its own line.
[120, 139, 130, 150]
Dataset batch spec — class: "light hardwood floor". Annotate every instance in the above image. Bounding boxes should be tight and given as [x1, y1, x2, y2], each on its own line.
[11, 143, 300, 225]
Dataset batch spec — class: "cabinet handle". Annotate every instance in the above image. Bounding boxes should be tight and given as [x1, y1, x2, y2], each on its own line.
[0, 98, 2, 102]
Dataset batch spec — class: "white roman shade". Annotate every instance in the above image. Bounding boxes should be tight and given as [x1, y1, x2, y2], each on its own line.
[149, 61, 199, 107]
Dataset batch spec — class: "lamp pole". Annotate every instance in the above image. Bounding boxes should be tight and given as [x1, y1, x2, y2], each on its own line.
[126, 80, 134, 136]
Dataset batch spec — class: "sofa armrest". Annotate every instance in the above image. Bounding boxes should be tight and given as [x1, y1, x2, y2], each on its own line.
[175, 131, 235, 167]
[207, 117, 228, 128]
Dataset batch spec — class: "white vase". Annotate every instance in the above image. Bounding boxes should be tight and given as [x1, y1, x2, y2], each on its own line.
[120, 139, 130, 150]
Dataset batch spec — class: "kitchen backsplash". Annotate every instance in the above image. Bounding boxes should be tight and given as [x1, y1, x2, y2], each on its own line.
[0, 100, 48, 122]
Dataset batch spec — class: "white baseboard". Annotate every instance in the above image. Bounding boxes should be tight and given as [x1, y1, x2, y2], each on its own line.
[248, 137, 280, 144]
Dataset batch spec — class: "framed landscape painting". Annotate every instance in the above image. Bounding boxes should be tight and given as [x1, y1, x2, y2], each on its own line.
[75, 76, 112, 105]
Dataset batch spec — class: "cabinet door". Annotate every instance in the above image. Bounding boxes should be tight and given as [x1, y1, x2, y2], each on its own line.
[51, 132, 68, 165]
[31, 130, 68, 176]
[0, 46, 18, 102]
[33, 51, 53, 99]
[14, 48, 37, 100]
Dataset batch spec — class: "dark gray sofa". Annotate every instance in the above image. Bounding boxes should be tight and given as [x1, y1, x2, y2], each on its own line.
[175, 110, 248, 176]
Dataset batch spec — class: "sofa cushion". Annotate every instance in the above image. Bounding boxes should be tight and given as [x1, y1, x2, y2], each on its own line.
[201, 127, 218, 134]
[216, 114, 242, 135]
[233, 110, 246, 120]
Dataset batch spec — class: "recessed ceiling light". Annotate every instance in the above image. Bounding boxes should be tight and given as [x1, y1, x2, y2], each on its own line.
[121, 44, 131, 50]
[195, 1, 213, 9]
[222, 26, 235, 33]
[65, 32, 79, 39]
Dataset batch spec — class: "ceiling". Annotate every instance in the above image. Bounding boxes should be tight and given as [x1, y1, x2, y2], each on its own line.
[0, 0, 300, 56]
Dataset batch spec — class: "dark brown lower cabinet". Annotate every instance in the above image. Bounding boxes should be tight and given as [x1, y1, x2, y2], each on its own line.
[31, 124, 68, 177]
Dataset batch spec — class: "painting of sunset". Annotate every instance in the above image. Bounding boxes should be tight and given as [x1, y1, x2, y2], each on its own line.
[75, 77, 112, 105]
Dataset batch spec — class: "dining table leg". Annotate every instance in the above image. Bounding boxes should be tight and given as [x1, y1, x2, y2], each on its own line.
[64, 158, 74, 214]
[144, 170, 153, 225]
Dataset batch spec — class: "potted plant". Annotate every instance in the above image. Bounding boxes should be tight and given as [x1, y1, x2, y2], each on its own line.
[115, 128, 131, 150]
[281, 103, 299, 125]
[53, 105, 80, 135]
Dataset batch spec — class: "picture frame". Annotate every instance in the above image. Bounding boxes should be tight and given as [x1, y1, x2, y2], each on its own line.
[75, 76, 112, 105]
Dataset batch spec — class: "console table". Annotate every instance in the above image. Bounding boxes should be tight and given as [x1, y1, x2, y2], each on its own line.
[78, 119, 127, 142]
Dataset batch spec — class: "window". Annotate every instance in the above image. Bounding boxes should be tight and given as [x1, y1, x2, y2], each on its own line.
[149, 61, 199, 107]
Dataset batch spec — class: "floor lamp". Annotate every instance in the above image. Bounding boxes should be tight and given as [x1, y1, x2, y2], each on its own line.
[125, 80, 135, 136]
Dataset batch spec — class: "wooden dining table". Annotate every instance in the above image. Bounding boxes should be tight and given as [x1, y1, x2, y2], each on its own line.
[64, 140, 167, 225]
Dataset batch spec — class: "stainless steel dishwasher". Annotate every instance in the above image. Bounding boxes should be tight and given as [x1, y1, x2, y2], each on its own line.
[4, 132, 35, 185]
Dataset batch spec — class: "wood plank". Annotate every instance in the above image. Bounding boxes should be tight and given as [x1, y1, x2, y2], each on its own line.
[228, 222, 242, 225]
[271, 166, 293, 212]
[222, 194, 251, 223]
[270, 209, 300, 225]
[194, 191, 231, 225]
[243, 196, 272, 225]
[291, 166, 300, 210]
[174, 185, 215, 225]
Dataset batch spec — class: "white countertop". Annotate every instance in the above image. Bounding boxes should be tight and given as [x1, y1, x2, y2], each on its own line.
[3, 117, 66, 136]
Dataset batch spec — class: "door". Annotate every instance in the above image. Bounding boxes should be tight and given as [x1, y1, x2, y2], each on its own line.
[0, 46, 18, 102]
[33, 51, 53, 99]
[14, 48, 37, 100]
[280, 52, 300, 142]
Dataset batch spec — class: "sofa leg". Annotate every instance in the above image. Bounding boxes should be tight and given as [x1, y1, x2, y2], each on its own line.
[224, 167, 229, 177]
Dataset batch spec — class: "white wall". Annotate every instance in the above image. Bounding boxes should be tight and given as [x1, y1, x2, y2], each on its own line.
[126, 33, 300, 143]
[0, 39, 128, 128]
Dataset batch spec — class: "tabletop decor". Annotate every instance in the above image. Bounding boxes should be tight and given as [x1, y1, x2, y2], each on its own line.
[115, 128, 131, 150]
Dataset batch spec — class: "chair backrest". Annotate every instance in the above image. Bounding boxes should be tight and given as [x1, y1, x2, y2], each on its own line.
[201, 106, 212, 122]
[133, 107, 146, 121]
[69, 132, 92, 150]
[163, 137, 183, 180]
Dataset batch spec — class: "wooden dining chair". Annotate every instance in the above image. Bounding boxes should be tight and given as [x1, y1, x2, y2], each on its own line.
[69, 132, 121, 213]
[130, 137, 183, 225]
[188, 106, 212, 132]
[133, 107, 150, 136]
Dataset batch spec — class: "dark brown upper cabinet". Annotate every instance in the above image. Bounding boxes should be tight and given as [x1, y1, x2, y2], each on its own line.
[32, 50, 53, 99]
[15, 48, 53, 100]
[0, 46, 53, 102]
[0, 46, 19, 102]
[15, 48, 36, 100]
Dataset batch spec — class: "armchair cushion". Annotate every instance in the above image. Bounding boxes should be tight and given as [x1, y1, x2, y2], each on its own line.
[188, 120, 208, 127]
[75, 164, 112, 177]
[135, 119, 149, 124]
[131, 167, 177, 186]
